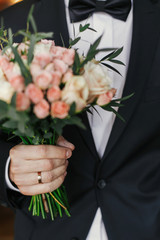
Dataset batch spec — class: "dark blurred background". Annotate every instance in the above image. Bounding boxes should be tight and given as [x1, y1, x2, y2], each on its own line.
[0, 1, 21, 240]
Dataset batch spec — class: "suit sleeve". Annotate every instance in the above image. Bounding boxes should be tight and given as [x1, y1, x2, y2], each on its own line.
[0, 132, 26, 209]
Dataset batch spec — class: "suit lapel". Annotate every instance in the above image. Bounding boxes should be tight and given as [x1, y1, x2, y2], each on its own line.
[34, 0, 69, 47]
[101, 0, 160, 162]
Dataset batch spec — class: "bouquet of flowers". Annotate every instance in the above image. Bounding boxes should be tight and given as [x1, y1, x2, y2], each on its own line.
[0, 6, 132, 220]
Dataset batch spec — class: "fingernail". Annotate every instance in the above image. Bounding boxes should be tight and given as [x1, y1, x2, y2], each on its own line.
[66, 150, 72, 159]
[64, 172, 67, 177]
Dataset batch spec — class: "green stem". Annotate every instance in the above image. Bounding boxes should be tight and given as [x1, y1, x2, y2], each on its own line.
[26, 136, 33, 144]
[37, 195, 40, 217]
[28, 196, 34, 211]
[39, 194, 46, 219]
[19, 136, 29, 145]
[46, 193, 54, 221]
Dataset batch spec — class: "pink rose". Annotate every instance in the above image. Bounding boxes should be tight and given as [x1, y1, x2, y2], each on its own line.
[51, 71, 62, 86]
[50, 46, 65, 59]
[17, 43, 29, 55]
[30, 63, 41, 79]
[34, 71, 52, 90]
[62, 69, 73, 83]
[51, 101, 69, 119]
[34, 53, 52, 69]
[61, 49, 75, 66]
[34, 99, 50, 119]
[25, 83, 44, 104]
[45, 63, 62, 86]
[47, 86, 61, 102]
[53, 59, 68, 75]
[97, 88, 117, 106]
[0, 56, 13, 73]
[41, 39, 55, 46]
[9, 75, 25, 92]
[16, 92, 30, 111]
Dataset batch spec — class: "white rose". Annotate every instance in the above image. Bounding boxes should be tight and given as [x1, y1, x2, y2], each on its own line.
[0, 68, 15, 103]
[62, 76, 89, 111]
[83, 61, 112, 102]
[34, 41, 52, 56]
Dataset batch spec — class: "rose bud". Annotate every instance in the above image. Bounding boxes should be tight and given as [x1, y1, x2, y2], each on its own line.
[35, 70, 52, 90]
[34, 53, 52, 69]
[25, 83, 44, 104]
[53, 59, 68, 75]
[47, 86, 61, 102]
[62, 69, 73, 83]
[51, 101, 69, 119]
[9, 75, 25, 92]
[97, 88, 117, 106]
[62, 49, 75, 66]
[16, 92, 30, 111]
[34, 99, 50, 119]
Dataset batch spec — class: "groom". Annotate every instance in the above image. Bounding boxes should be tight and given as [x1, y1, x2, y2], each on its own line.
[1, 0, 160, 239]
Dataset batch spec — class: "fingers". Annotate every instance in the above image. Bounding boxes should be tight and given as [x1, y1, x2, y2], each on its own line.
[10, 158, 66, 174]
[9, 137, 75, 196]
[57, 136, 75, 150]
[10, 144, 72, 160]
[18, 174, 67, 196]
[11, 161, 68, 186]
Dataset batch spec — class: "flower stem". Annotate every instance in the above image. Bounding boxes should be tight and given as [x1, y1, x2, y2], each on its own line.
[49, 192, 67, 210]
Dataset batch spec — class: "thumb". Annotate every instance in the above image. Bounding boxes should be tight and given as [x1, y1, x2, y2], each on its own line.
[57, 136, 75, 151]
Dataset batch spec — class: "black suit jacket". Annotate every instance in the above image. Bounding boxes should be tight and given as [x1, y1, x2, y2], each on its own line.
[1, 0, 160, 239]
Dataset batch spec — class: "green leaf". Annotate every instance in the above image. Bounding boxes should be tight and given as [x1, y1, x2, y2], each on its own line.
[44, 132, 53, 139]
[3, 120, 17, 129]
[100, 50, 117, 62]
[79, 23, 90, 32]
[60, 33, 65, 47]
[72, 51, 81, 75]
[108, 59, 125, 66]
[29, 15, 37, 33]
[0, 100, 8, 119]
[108, 47, 123, 60]
[68, 116, 86, 130]
[101, 62, 122, 76]
[10, 93, 17, 108]
[90, 35, 102, 51]
[69, 102, 76, 116]
[113, 93, 135, 102]
[17, 30, 31, 39]
[8, 28, 13, 45]
[35, 32, 53, 41]
[27, 5, 37, 33]
[27, 34, 36, 65]
[88, 27, 97, 32]
[10, 44, 32, 85]
[102, 105, 125, 122]
[69, 37, 81, 47]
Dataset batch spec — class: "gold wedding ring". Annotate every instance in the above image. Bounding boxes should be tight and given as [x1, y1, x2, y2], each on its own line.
[37, 172, 42, 184]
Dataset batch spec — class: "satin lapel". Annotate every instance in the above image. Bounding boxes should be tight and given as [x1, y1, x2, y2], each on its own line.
[101, 0, 160, 161]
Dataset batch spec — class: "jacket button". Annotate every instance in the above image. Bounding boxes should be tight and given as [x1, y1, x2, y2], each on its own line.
[71, 238, 79, 240]
[97, 179, 106, 189]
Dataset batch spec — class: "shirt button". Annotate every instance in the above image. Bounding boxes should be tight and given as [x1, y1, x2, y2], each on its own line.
[97, 179, 106, 189]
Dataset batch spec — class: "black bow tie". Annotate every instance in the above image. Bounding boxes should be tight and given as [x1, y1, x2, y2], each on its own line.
[69, 0, 131, 22]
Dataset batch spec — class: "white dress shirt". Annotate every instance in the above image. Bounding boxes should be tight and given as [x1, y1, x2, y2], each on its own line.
[65, 0, 133, 239]
[6, 1, 133, 239]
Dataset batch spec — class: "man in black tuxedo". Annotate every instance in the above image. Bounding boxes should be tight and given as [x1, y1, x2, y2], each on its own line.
[1, 0, 160, 239]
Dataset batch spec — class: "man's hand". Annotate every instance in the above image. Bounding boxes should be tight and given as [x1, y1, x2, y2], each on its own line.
[9, 136, 75, 196]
